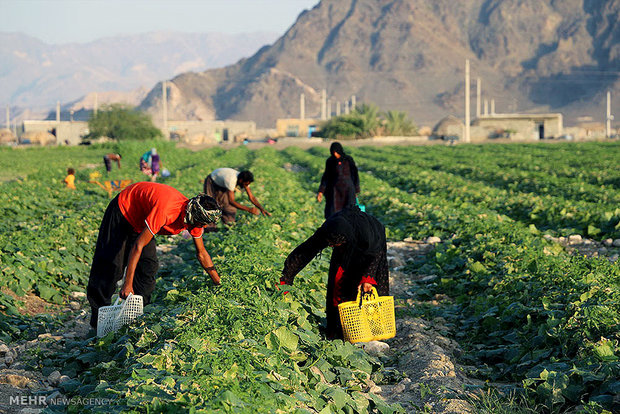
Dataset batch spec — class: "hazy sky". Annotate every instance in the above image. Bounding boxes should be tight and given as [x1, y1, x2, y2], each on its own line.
[1, 0, 320, 44]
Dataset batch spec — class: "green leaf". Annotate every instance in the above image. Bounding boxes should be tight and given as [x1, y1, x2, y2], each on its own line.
[37, 284, 57, 301]
[587, 224, 601, 236]
[218, 390, 245, 407]
[327, 388, 350, 410]
[186, 337, 207, 352]
[469, 261, 487, 274]
[274, 326, 299, 352]
[265, 332, 279, 350]
[161, 376, 176, 389]
[593, 341, 616, 361]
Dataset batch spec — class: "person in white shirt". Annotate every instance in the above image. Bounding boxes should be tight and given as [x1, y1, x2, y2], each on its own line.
[203, 168, 270, 228]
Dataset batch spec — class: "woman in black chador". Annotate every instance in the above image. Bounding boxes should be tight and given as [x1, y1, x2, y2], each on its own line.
[317, 142, 360, 219]
[280, 207, 389, 339]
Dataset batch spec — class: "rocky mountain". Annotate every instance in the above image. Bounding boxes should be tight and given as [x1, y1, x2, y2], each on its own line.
[139, 0, 619, 127]
[0, 31, 279, 110]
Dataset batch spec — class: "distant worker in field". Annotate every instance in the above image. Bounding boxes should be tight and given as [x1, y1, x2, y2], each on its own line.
[203, 168, 271, 228]
[87, 182, 222, 329]
[139, 149, 152, 176]
[64, 167, 76, 189]
[150, 148, 161, 181]
[103, 153, 122, 173]
[317, 142, 360, 219]
[139, 148, 161, 181]
[280, 206, 388, 339]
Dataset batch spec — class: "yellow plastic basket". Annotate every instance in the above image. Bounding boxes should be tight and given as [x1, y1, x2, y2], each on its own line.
[338, 287, 396, 343]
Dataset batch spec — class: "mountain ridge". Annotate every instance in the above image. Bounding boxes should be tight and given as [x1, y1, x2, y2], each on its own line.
[139, 0, 619, 127]
[0, 30, 279, 109]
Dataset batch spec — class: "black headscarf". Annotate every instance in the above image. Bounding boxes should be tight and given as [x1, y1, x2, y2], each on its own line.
[330, 142, 345, 158]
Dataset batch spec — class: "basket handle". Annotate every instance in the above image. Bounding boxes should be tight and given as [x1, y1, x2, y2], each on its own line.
[115, 293, 133, 321]
[357, 286, 378, 308]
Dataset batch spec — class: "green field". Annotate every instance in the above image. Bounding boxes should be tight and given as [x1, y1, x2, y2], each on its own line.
[0, 141, 618, 413]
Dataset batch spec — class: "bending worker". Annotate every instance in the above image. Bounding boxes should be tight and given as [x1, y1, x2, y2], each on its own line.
[203, 168, 270, 227]
[281, 206, 389, 339]
[87, 181, 222, 329]
[103, 153, 122, 173]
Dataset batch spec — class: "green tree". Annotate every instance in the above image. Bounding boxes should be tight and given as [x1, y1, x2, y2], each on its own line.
[351, 103, 381, 136]
[318, 102, 418, 139]
[86, 104, 162, 141]
[320, 115, 365, 140]
[384, 110, 417, 136]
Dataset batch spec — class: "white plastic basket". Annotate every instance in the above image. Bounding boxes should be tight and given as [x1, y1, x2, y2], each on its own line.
[97, 294, 143, 337]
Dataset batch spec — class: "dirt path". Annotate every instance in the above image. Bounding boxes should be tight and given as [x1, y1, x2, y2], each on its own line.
[368, 239, 484, 413]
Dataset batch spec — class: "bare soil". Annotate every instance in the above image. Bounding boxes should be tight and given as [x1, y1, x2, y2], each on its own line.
[544, 234, 620, 262]
[1, 288, 61, 316]
[371, 240, 484, 413]
[0, 296, 90, 413]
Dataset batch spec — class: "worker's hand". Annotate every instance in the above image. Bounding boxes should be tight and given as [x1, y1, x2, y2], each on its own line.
[359, 282, 374, 293]
[317, 192, 323, 202]
[249, 206, 260, 215]
[208, 270, 221, 285]
[119, 283, 134, 299]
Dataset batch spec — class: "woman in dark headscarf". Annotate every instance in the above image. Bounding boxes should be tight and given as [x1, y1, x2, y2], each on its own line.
[317, 142, 360, 219]
[281, 206, 388, 339]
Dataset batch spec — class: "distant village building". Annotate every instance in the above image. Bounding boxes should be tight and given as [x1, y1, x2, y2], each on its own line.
[0, 129, 16, 145]
[275, 119, 321, 138]
[431, 116, 464, 140]
[574, 121, 606, 139]
[431, 113, 564, 141]
[21, 120, 89, 145]
[14, 119, 256, 146]
[472, 113, 563, 140]
[166, 120, 256, 145]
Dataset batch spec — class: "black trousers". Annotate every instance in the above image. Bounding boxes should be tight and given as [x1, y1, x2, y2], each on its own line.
[103, 155, 112, 172]
[87, 196, 158, 328]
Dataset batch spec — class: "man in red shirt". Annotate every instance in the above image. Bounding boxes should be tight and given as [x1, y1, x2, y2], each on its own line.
[87, 182, 222, 329]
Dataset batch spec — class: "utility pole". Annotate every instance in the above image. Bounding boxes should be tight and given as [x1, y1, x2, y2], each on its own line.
[464, 59, 470, 143]
[55, 101, 61, 144]
[606, 91, 613, 138]
[162, 81, 168, 138]
[476, 77, 481, 118]
[300, 93, 305, 120]
[321, 89, 327, 120]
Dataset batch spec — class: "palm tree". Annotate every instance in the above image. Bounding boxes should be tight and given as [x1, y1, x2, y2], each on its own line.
[384, 110, 417, 136]
[352, 103, 381, 137]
